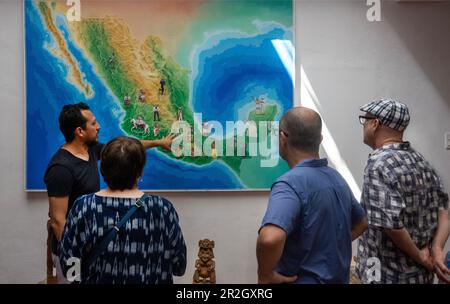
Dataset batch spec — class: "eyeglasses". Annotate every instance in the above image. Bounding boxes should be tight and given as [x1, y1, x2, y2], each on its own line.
[359, 115, 376, 125]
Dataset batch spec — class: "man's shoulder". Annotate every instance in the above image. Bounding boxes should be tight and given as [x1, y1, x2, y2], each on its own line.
[89, 142, 105, 150]
[278, 164, 336, 183]
[45, 149, 75, 175]
[367, 149, 402, 172]
[273, 168, 309, 197]
[88, 143, 105, 156]
[276, 168, 303, 185]
[48, 148, 67, 162]
[368, 145, 427, 173]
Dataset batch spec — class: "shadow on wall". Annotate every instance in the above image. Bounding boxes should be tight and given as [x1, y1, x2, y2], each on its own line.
[382, 1, 450, 107]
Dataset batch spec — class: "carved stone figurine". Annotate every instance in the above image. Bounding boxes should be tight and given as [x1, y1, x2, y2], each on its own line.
[193, 239, 216, 284]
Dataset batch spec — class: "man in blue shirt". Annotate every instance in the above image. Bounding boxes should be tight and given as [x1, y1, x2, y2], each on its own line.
[257, 107, 368, 284]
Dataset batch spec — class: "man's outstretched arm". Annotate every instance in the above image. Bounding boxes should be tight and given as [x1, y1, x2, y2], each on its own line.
[140, 134, 176, 151]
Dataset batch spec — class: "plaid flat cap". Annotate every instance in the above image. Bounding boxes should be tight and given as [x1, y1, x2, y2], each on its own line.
[360, 98, 410, 131]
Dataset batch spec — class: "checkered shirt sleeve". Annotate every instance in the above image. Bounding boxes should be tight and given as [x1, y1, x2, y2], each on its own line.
[363, 164, 405, 229]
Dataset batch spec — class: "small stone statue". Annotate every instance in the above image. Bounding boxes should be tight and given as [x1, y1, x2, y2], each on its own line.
[193, 239, 216, 284]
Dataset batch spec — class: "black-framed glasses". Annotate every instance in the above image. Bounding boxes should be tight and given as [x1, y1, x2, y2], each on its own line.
[359, 115, 376, 125]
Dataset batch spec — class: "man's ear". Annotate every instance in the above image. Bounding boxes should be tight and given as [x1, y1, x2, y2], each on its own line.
[373, 118, 381, 130]
[75, 126, 84, 139]
[320, 134, 323, 144]
[279, 132, 287, 146]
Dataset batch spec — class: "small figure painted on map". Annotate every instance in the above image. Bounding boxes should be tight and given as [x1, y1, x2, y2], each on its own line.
[153, 123, 160, 137]
[107, 52, 116, 66]
[124, 93, 131, 107]
[137, 116, 145, 126]
[177, 106, 183, 121]
[138, 89, 146, 103]
[159, 78, 166, 95]
[153, 104, 160, 121]
[254, 96, 265, 114]
[131, 116, 149, 135]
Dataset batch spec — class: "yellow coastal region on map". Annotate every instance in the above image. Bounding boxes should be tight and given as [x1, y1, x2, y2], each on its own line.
[38, 1, 92, 97]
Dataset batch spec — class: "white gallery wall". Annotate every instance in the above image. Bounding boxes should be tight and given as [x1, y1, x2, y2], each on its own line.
[0, 0, 449, 283]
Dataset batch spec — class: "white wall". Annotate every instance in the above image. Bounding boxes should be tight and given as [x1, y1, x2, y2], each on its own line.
[298, 0, 450, 255]
[0, 0, 449, 283]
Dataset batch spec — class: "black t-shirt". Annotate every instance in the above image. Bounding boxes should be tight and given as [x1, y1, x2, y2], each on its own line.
[44, 143, 104, 253]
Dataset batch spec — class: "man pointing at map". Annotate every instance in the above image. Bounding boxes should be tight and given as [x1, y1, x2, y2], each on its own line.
[44, 102, 174, 283]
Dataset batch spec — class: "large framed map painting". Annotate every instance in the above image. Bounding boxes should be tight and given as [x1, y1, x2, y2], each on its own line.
[25, 0, 294, 191]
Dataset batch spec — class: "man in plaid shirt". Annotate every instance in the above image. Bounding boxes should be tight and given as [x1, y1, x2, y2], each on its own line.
[356, 98, 450, 284]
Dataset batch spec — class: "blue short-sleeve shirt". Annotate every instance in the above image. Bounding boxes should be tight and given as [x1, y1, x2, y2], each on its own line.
[261, 158, 365, 284]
